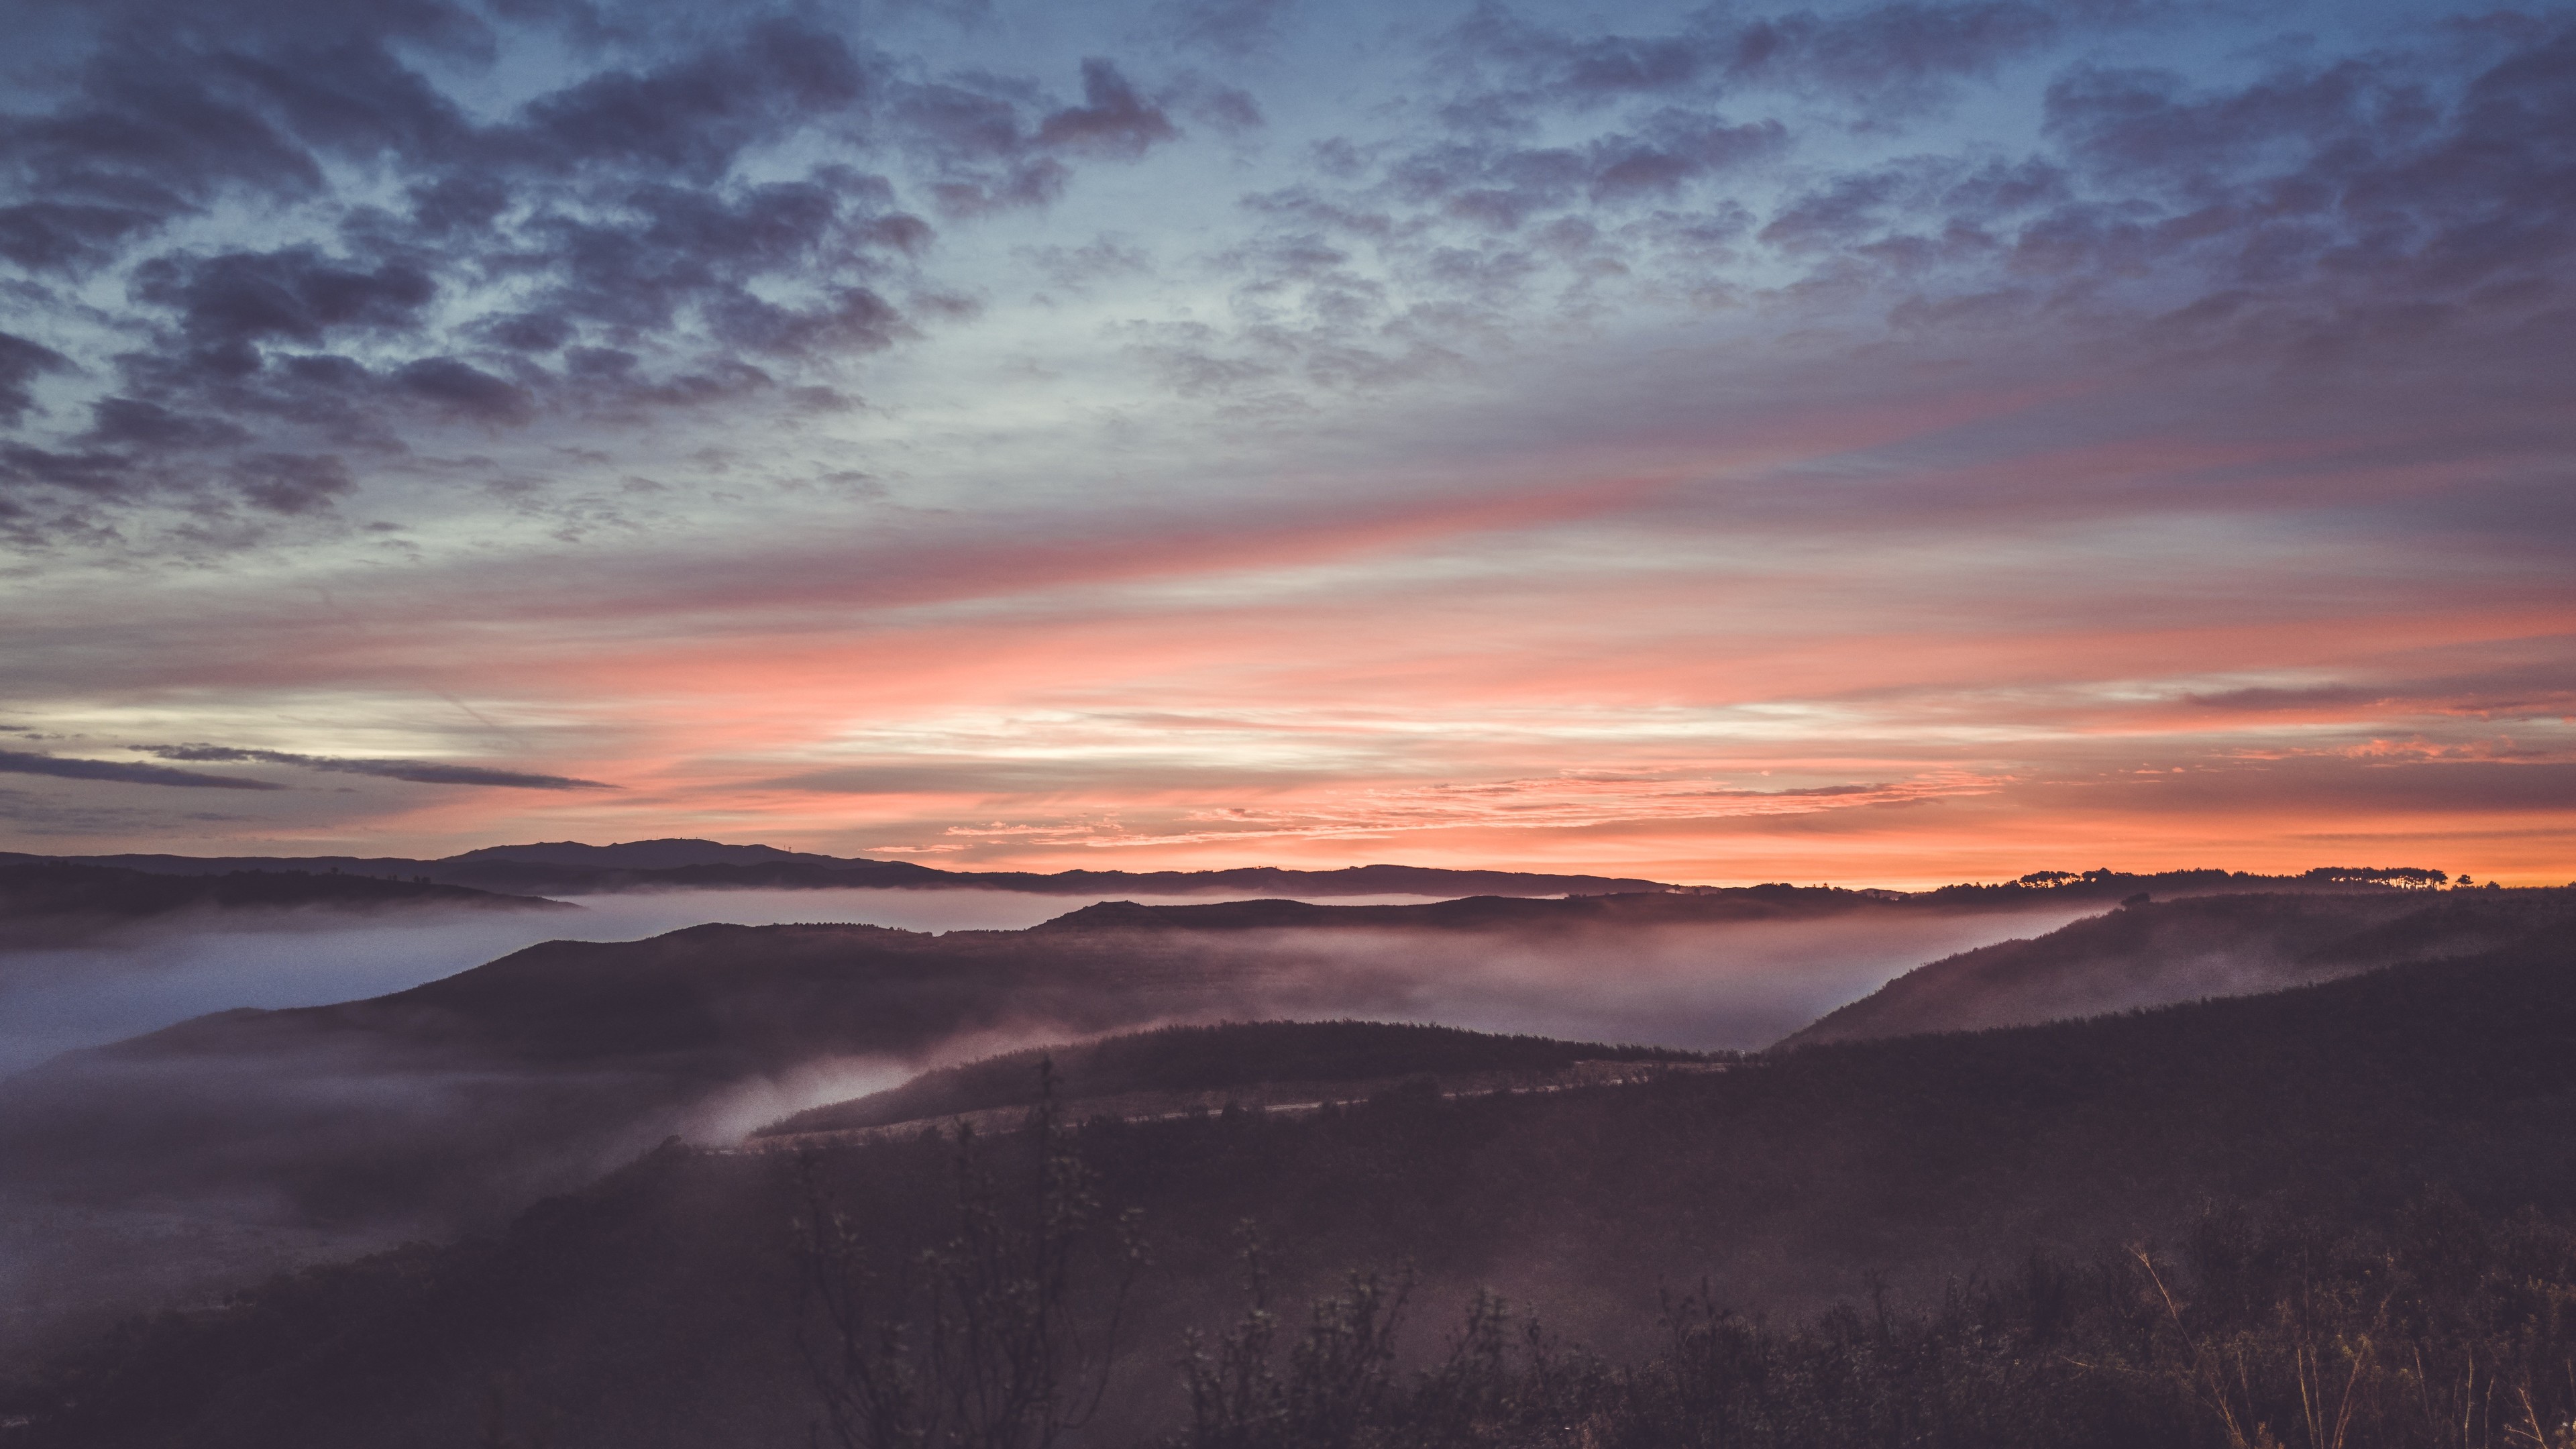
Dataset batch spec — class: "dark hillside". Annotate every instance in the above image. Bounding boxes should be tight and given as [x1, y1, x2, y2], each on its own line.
[3, 891, 2528, 1275]
[1780, 888, 2570, 1045]
[1020, 888, 1905, 933]
[0, 918, 1360, 1226]
[12, 924, 2574, 1448]
[3, 843, 2451, 904]
[0, 842, 1677, 899]
[0, 883, 2072, 1234]
[757, 1019, 1717, 1136]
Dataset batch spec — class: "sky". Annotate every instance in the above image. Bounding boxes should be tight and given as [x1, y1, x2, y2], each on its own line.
[0, 0, 2570, 886]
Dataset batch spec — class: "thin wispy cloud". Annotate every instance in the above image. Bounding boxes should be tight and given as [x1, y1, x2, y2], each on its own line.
[131, 745, 616, 791]
[0, 750, 284, 790]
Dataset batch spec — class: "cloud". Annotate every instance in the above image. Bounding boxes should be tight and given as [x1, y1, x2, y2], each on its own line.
[1385, 112, 1788, 231]
[1018, 235, 1155, 292]
[0, 749, 285, 790]
[81, 398, 251, 451]
[126, 247, 439, 380]
[0, 334, 74, 427]
[132, 745, 616, 790]
[390, 359, 537, 425]
[0, 201, 165, 272]
[1728, 2, 2066, 98]
[2184, 684, 2390, 712]
[2019, 26, 2576, 330]
[1035, 59, 1179, 159]
[1160, 0, 1295, 59]
[1, 1, 2571, 883]
[227, 452, 354, 513]
[1191, 10, 2576, 424]
[939, 772, 1996, 849]
[0, 9, 1184, 546]
[1439, 1, 2086, 123]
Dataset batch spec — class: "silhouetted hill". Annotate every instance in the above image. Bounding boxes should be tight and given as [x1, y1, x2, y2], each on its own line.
[0, 841, 1676, 898]
[0, 883, 2522, 1392]
[0, 861, 572, 947]
[757, 1019, 1716, 1137]
[443, 839, 844, 869]
[0, 906, 1465, 1231]
[1779, 888, 2571, 1046]
[7, 847, 2478, 920]
[3, 888, 2514, 1248]
[10, 920, 2573, 1448]
[1022, 886, 1902, 932]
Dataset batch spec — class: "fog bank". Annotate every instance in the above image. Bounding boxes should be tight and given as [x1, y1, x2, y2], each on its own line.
[0, 888, 1460, 1073]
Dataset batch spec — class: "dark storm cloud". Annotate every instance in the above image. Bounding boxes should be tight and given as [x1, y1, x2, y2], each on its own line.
[134, 745, 616, 790]
[0, 5, 1183, 545]
[0, 750, 286, 790]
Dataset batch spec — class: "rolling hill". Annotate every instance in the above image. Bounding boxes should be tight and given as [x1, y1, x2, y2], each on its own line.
[0, 839, 1676, 899]
[7, 915, 2572, 1447]
[1779, 889, 2569, 1046]
[753, 1018, 1722, 1139]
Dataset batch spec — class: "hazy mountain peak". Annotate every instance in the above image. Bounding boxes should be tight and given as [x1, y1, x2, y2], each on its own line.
[440, 839, 843, 869]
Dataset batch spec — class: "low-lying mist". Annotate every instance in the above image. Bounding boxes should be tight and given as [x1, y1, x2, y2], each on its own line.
[665, 900, 2116, 1142]
[0, 888, 1457, 1074]
[0, 889, 2116, 1373]
[1231, 908, 2110, 1052]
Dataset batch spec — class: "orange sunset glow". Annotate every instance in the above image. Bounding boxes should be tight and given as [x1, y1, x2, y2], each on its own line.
[1, 0, 2569, 888]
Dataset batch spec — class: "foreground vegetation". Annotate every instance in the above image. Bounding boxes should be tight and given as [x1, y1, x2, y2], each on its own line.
[780, 1069, 2576, 1449]
[1154, 1195, 2576, 1449]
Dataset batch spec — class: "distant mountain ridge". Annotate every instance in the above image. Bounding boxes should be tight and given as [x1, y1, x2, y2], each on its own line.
[0, 861, 573, 946]
[443, 839, 841, 869]
[0, 838, 1673, 899]
[0, 841, 2470, 903]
